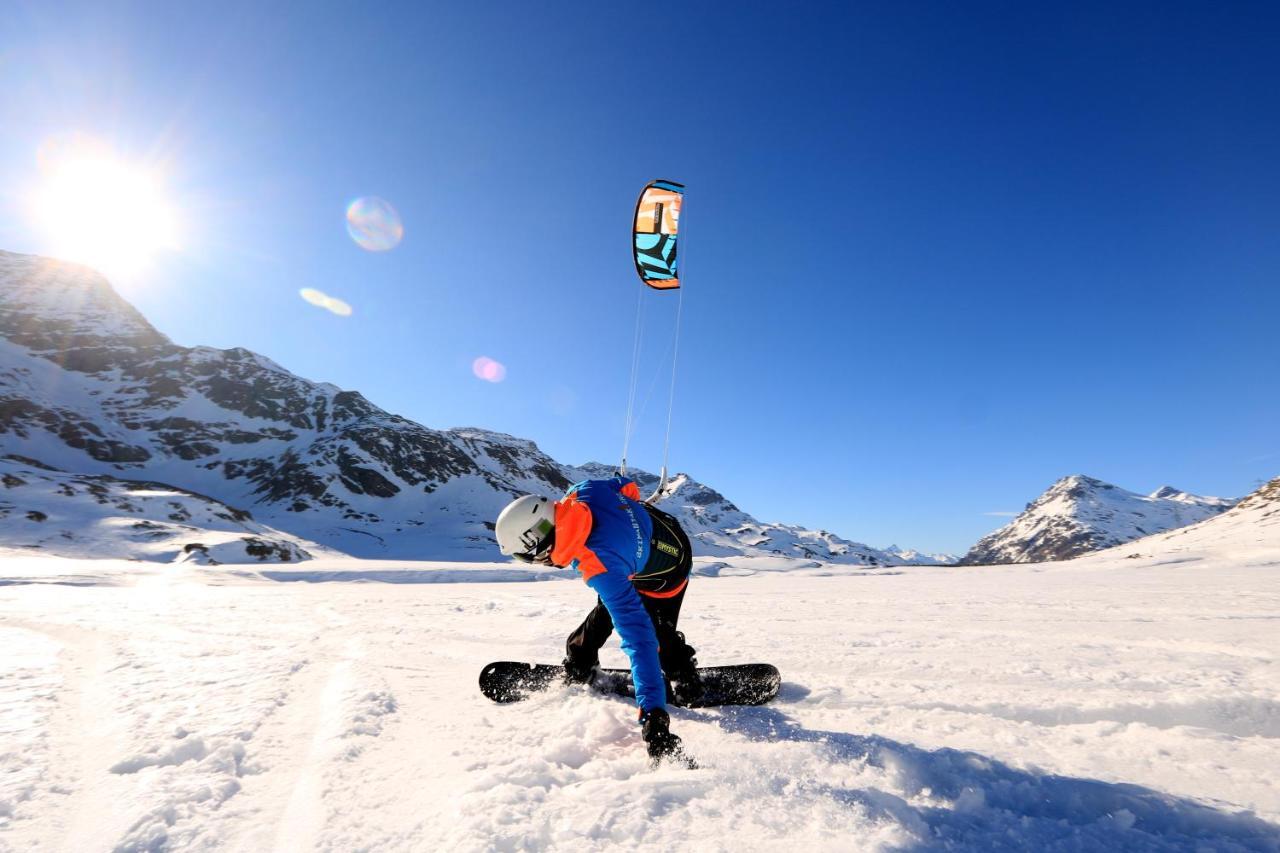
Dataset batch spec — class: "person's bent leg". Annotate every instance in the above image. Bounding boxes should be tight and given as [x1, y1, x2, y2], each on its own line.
[564, 597, 613, 682]
[641, 588, 701, 703]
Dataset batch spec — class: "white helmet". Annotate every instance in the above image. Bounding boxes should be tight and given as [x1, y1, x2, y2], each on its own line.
[495, 494, 556, 562]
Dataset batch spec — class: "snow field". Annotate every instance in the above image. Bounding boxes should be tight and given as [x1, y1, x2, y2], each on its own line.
[0, 550, 1278, 851]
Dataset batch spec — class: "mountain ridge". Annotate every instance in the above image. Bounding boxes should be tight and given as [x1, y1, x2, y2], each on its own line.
[961, 474, 1235, 565]
[0, 249, 951, 564]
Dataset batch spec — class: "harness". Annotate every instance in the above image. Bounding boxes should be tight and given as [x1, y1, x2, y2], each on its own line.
[630, 503, 691, 598]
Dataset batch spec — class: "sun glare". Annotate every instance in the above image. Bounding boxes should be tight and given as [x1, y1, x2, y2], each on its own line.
[28, 138, 180, 280]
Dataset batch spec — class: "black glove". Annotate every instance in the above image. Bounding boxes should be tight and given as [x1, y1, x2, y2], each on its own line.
[640, 708, 683, 760]
[562, 655, 597, 685]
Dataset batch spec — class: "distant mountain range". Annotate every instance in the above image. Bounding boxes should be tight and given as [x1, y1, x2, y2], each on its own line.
[6, 250, 1266, 569]
[0, 249, 954, 565]
[960, 475, 1236, 564]
[1086, 474, 1280, 560]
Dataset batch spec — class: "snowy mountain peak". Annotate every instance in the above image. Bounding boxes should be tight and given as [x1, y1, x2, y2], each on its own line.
[450, 427, 551, 457]
[1047, 474, 1112, 497]
[0, 250, 170, 363]
[883, 544, 958, 565]
[962, 475, 1235, 565]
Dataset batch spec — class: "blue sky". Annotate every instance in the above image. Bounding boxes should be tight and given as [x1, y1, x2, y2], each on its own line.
[2, 2, 1278, 554]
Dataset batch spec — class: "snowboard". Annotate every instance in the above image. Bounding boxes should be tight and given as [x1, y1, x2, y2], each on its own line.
[478, 661, 780, 708]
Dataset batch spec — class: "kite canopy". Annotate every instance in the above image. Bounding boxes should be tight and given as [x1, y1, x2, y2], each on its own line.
[632, 179, 684, 290]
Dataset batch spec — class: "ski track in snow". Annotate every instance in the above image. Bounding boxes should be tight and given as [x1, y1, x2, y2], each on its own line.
[1, 553, 1279, 852]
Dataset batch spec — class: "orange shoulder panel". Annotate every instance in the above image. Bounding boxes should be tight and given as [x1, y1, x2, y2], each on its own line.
[552, 495, 608, 581]
[620, 480, 641, 501]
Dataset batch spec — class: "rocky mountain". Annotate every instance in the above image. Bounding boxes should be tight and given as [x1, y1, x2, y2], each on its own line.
[0, 455, 313, 564]
[0, 249, 942, 564]
[1090, 475, 1280, 560]
[961, 474, 1236, 565]
[0, 251, 581, 559]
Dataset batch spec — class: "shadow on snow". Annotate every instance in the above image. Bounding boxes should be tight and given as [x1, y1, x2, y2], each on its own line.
[697, 705, 1279, 852]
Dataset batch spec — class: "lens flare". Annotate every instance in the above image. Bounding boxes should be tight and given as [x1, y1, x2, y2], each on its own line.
[299, 287, 353, 317]
[27, 134, 180, 280]
[472, 356, 506, 383]
[346, 196, 403, 251]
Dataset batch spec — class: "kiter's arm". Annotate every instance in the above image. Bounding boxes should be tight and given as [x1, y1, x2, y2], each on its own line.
[586, 557, 667, 713]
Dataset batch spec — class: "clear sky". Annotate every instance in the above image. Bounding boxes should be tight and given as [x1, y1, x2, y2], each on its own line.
[2, 2, 1278, 555]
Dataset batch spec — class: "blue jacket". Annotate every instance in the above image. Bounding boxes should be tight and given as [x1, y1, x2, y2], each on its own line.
[550, 477, 666, 712]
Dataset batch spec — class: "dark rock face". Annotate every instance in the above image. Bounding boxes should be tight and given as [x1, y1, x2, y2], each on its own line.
[337, 449, 401, 498]
[242, 537, 298, 561]
[686, 485, 734, 508]
[0, 398, 154, 462]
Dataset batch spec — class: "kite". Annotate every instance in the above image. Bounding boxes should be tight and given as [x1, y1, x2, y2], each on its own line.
[632, 180, 684, 290]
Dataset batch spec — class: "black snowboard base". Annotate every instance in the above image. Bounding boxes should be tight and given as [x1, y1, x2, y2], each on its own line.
[479, 661, 780, 708]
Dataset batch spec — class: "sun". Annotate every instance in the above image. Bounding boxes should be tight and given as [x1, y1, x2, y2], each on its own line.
[27, 138, 180, 281]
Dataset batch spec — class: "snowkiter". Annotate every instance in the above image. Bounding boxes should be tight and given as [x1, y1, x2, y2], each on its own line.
[495, 476, 699, 762]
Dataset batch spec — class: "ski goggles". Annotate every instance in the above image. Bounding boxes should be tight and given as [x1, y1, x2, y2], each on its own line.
[512, 520, 554, 564]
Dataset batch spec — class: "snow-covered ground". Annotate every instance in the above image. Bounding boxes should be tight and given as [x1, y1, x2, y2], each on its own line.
[2, 547, 1278, 852]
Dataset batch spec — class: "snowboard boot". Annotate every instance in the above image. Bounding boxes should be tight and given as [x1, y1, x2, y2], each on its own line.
[663, 637, 702, 706]
[562, 654, 598, 685]
[667, 666, 704, 707]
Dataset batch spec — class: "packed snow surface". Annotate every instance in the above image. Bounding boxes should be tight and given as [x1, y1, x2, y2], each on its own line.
[2, 540, 1278, 851]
